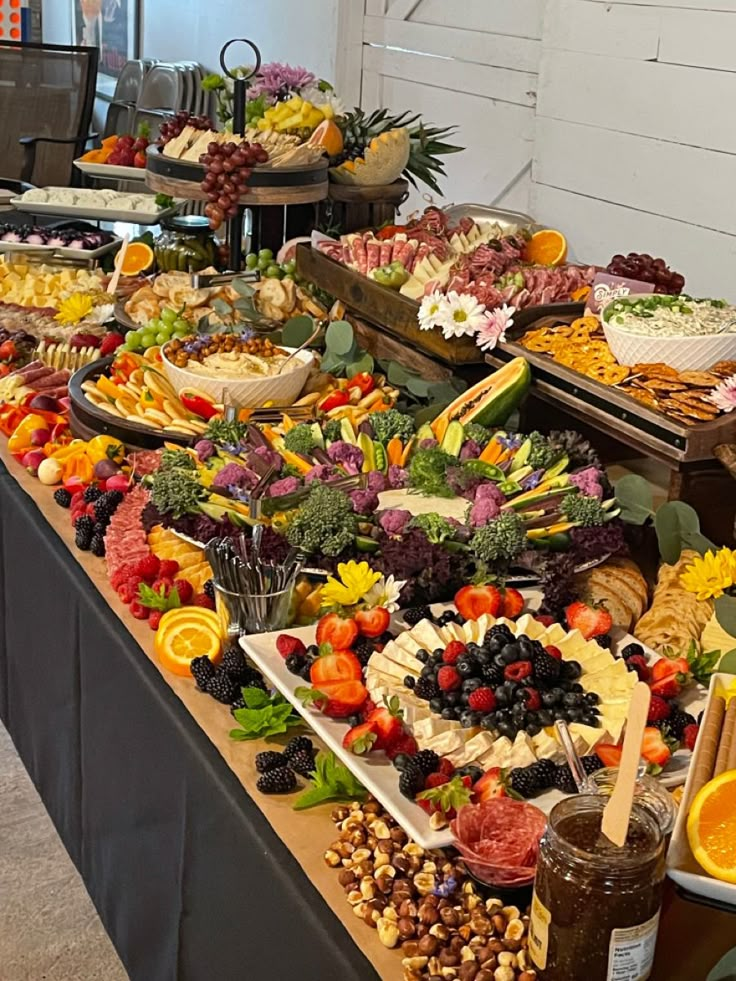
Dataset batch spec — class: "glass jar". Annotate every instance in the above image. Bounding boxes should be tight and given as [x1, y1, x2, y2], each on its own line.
[529, 795, 665, 981]
[590, 767, 677, 837]
[154, 215, 217, 273]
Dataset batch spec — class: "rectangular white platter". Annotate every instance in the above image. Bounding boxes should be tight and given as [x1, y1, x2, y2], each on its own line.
[242, 601, 706, 850]
[666, 671, 736, 910]
[10, 197, 178, 226]
[0, 237, 122, 261]
[74, 159, 148, 181]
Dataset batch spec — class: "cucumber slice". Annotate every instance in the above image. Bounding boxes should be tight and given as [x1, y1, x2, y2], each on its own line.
[340, 417, 357, 445]
[440, 420, 464, 457]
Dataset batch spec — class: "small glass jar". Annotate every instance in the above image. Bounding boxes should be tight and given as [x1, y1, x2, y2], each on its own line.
[590, 766, 677, 837]
[529, 795, 665, 981]
[154, 215, 217, 273]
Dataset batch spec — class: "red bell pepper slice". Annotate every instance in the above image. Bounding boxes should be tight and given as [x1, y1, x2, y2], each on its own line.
[179, 392, 218, 420]
[319, 390, 350, 413]
[351, 372, 375, 397]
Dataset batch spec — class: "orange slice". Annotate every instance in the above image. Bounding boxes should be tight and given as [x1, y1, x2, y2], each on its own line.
[115, 241, 155, 276]
[307, 119, 344, 156]
[524, 229, 568, 267]
[687, 769, 736, 883]
[154, 608, 222, 676]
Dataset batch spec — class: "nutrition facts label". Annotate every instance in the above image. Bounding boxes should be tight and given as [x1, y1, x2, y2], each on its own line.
[607, 911, 661, 981]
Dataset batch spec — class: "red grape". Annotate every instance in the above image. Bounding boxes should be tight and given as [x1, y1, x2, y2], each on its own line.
[196, 137, 268, 230]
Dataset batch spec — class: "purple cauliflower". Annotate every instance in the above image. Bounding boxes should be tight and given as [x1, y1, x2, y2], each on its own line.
[212, 463, 259, 492]
[367, 470, 387, 493]
[387, 464, 408, 489]
[194, 438, 215, 462]
[304, 463, 338, 484]
[570, 466, 604, 500]
[251, 445, 282, 470]
[475, 482, 505, 505]
[350, 489, 379, 515]
[327, 440, 364, 475]
[467, 496, 502, 528]
[459, 439, 481, 461]
[419, 438, 438, 451]
[378, 508, 412, 536]
[267, 476, 302, 498]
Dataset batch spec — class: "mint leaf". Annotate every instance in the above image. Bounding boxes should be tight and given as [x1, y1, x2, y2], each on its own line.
[229, 688, 302, 742]
[242, 687, 271, 710]
[293, 750, 367, 810]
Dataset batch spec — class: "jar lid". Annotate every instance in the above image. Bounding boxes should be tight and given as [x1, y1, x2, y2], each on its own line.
[161, 214, 212, 233]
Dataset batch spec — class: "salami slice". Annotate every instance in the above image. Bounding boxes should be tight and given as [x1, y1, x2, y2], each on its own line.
[365, 238, 381, 274]
[379, 240, 393, 267]
[451, 798, 546, 886]
[351, 236, 368, 275]
[16, 366, 53, 385]
[33, 369, 71, 389]
[12, 359, 44, 377]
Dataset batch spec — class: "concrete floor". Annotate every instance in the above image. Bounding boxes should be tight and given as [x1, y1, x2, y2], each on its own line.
[0, 724, 129, 981]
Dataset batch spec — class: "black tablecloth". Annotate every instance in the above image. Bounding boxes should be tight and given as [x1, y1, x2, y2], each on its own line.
[0, 459, 379, 981]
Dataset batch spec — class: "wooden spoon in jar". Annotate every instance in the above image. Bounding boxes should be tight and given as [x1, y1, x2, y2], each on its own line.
[601, 682, 651, 847]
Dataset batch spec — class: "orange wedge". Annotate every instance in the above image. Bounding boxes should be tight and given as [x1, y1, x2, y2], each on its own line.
[154, 608, 222, 676]
[687, 769, 736, 883]
[524, 229, 568, 267]
[115, 241, 155, 276]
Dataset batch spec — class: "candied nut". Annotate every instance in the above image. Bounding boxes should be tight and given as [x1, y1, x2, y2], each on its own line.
[429, 923, 450, 942]
[414, 873, 436, 896]
[491, 915, 507, 935]
[458, 965, 479, 981]
[470, 915, 492, 937]
[324, 849, 340, 867]
[398, 917, 416, 940]
[360, 877, 376, 900]
[427, 956, 442, 976]
[391, 827, 409, 845]
[458, 924, 473, 942]
[429, 811, 449, 831]
[439, 948, 461, 967]
[353, 901, 367, 919]
[460, 946, 476, 963]
[378, 916, 401, 948]
[347, 889, 363, 906]
[464, 894, 482, 912]
[352, 847, 371, 865]
[497, 952, 517, 968]
[375, 852, 392, 869]
[485, 898, 503, 915]
[332, 805, 349, 822]
[417, 934, 439, 957]
[404, 843, 425, 857]
[493, 968, 515, 981]
[517, 950, 530, 972]
[348, 828, 366, 847]
[373, 819, 391, 839]
[399, 898, 419, 919]
[365, 835, 378, 850]
[419, 904, 440, 926]
[364, 800, 382, 815]
[402, 956, 429, 972]
[376, 840, 395, 855]
[441, 907, 461, 929]
[501, 906, 520, 921]
[393, 854, 411, 873]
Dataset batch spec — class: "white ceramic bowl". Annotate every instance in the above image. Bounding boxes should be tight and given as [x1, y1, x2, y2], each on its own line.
[160, 343, 314, 405]
[601, 298, 736, 371]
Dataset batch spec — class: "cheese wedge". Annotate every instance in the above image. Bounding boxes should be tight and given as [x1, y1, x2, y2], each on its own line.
[510, 731, 538, 769]
[411, 620, 445, 653]
[568, 722, 611, 753]
[424, 729, 466, 755]
[478, 736, 514, 768]
[532, 729, 563, 762]
[448, 732, 497, 767]
[366, 652, 405, 681]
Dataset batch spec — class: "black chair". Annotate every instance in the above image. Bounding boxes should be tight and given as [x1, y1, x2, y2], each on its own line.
[0, 40, 99, 187]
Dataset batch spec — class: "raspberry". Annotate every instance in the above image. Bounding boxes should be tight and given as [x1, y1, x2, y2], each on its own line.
[647, 695, 672, 724]
[522, 687, 541, 711]
[134, 553, 160, 582]
[534, 615, 555, 627]
[437, 665, 462, 692]
[151, 577, 174, 594]
[159, 559, 180, 579]
[129, 599, 149, 620]
[276, 634, 308, 659]
[626, 654, 650, 682]
[118, 576, 141, 605]
[442, 641, 467, 665]
[424, 772, 448, 790]
[544, 645, 562, 660]
[110, 564, 135, 590]
[173, 579, 193, 604]
[386, 733, 419, 760]
[193, 593, 215, 610]
[148, 610, 163, 630]
[468, 687, 496, 712]
[438, 757, 456, 777]
[683, 723, 700, 751]
[504, 661, 533, 682]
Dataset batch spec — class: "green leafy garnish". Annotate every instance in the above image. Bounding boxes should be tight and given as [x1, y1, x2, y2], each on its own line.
[293, 751, 367, 810]
[138, 582, 181, 612]
[229, 687, 302, 742]
[686, 641, 722, 686]
[416, 774, 472, 815]
[154, 193, 174, 209]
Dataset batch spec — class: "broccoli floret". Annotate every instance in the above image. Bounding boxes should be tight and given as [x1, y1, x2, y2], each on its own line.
[280, 462, 304, 479]
[285, 483, 356, 556]
[463, 422, 491, 447]
[159, 449, 197, 472]
[469, 511, 526, 564]
[408, 447, 455, 498]
[204, 418, 248, 447]
[526, 431, 559, 471]
[408, 512, 456, 545]
[322, 418, 343, 444]
[283, 423, 318, 455]
[370, 408, 415, 445]
[561, 493, 608, 527]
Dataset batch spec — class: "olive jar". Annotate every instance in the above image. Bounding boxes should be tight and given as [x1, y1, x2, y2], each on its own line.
[529, 794, 665, 980]
[154, 214, 217, 273]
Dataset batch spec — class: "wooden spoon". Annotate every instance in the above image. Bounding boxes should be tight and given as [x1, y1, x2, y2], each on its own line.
[601, 682, 651, 847]
[107, 233, 130, 295]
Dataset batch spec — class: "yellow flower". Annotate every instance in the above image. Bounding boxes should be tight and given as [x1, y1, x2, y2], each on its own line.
[55, 292, 94, 325]
[321, 561, 381, 608]
[680, 549, 736, 602]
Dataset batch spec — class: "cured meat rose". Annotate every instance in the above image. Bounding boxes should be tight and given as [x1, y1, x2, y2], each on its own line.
[451, 798, 546, 886]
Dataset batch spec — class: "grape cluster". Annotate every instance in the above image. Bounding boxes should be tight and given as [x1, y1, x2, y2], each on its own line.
[607, 253, 685, 294]
[244, 248, 298, 280]
[123, 307, 190, 352]
[158, 111, 214, 146]
[200, 141, 268, 231]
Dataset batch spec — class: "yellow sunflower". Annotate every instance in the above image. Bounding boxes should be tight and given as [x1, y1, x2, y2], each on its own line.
[680, 549, 736, 602]
[321, 561, 381, 609]
[55, 292, 94, 325]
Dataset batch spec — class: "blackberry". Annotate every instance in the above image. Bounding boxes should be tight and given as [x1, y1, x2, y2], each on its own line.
[509, 766, 540, 798]
[403, 606, 431, 627]
[93, 495, 117, 525]
[90, 534, 106, 557]
[74, 515, 94, 550]
[288, 749, 317, 778]
[526, 759, 557, 789]
[92, 522, 106, 538]
[241, 666, 267, 691]
[285, 653, 305, 675]
[488, 624, 514, 642]
[353, 637, 374, 667]
[221, 646, 248, 678]
[256, 766, 297, 794]
[190, 655, 216, 690]
[414, 677, 441, 701]
[283, 735, 314, 760]
[595, 634, 612, 649]
[205, 669, 239, 704]
[231, 697, 246, 712]
[398, 762, 426, 800]
[413, 749, 440, 776]
[75, 514, 94, 535]
[53, 488, 72, 508]
[581, 754, 604, 775]
[621, 642, 644, 660]
[203, 579, 215, 602]
[667, 709, 696, 741]
[481, 663, 504, 687]
[532, 650, 561, 685]
[552, 763, 578, 794]
[83, 484, 102, 503]
[255, 750, 284, 773]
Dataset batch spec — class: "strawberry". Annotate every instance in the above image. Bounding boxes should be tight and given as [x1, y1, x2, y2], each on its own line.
[565, 600, 613, 639]
[522, 688, 541, 711]
[148, 609, 163, 631]
[647, 695, 672, 724]
[596, 743, 623, 768]
[159, 559, 180, 579]
[342, 721, 378, 755]
[365, 696, 404, 750]
[504, 661, 532, 682]
[534, 614, 555, 627]
[360, 697, 377, 720]
[648, 657, 691, 699]
[129, 599, 149, 620]
[310, 650, 363, 689]
[683, 723, 700, 752]
[455, 584, 502, 621]
[641, 727, 672, 771]
[424, 772, 449, 790]
[442, 641, 467, 665]
[355, 607, 390, 638]
[386, 732, 419, 760]
[650, 677, 681, 700]
[468, 687, 497, 713]
[298, 680, 367, 718]
[276, 634, 307, 660]
[500, 587, 524, 620]
[417, 774, 473, 817]
[99, 332, 125, 357]
[437, 665, 462, 692]
[544, 645, 562, 661]
[626, 655, 650, 682]
[316, 612, 359, 651]
[438, 757, 456, 778]
[473, 766, 507, 801]
[173, 579, 194, 604]
[192, 593, 215, 610]
[134, 553, 160, 583]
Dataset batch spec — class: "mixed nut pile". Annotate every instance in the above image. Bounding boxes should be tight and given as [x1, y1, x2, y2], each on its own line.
[165, 333, 285, 369]
[324, 800, 535, 981]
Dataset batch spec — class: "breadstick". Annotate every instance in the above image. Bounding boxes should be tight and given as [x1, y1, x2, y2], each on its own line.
[714, 698, 736, 777]
[727, 720, 736, 772]
[688, 695, 726, 805]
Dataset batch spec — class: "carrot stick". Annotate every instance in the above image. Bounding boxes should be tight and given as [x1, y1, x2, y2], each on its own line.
[386, 437, 403, 467]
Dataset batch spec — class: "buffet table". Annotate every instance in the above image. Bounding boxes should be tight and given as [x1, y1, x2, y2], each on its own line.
[0, 443, 734, 981]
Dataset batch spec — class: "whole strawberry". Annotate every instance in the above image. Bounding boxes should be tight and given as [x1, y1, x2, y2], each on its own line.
[276, 634, 307, 660]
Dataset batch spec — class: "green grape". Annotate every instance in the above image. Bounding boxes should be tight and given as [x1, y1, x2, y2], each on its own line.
[245, 253, 258, 270]
[126, 330, 142, 349]
[140, 332, 156, 348]
[123, 340, 137, 351]
[265, 264, 283, 279]
[148, 318, 162, 333]
[160, 308, 177, 326]
[282, 273, 294, 281]
[173, 330, 189, 340]
[257, 255, 271, 271]
[173, 319, 189, 333]
[283, 259, 297, 275]
[258, 248, 274, 262]
[155, 331, 170, 346]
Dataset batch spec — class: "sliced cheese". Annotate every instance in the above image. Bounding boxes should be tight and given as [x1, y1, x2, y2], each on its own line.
[381, 642, 423, 675]
[531, 729, 564, 763]
[424, 729, 466, 755]
[411, 620, 445, 653]
[366, 651, 405, 681]
[515, 614, 542, 639]
[394, 633, 423, 656]
[510, 731, 538, 769]
[413, 716, 456, 742]
[539, 623, 568, 645]
[478, 736, 514, 768]
[448, 731, 496, 767]
[557, 631, 588, 656]
[568, 722, 611, 753]
[578, 652, 617, 675]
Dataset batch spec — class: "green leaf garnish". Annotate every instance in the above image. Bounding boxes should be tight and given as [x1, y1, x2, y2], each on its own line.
[293, 751, 367, 810]
[138, 582, 182, 611]
[228, 687, 302, 742]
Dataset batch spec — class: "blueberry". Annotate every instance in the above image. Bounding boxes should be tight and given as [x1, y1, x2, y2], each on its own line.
[500, 643, 520, 664]
[460, 710, 478, 728]
[392, 753, 411, 771]
[458, 764, 482, 783]
[463, 678, 482, 693]
[487, 637, 504, 655]
[585, 692, 600, 705]
[512, 703, 527, 721]
[416, 650, 429, 663]
[514, 687, 528, 702]
[542, 691, 558, 708]
[420, 665, 435, 678]
[570, 683, 584, 694]
[551, 687, 565, 702]
[563, 692, 579, 707]
[445, 691, 461, 707]
[403, 675, 416, 689]
[495, 690, 509, 707]
[563, 660, 582, 680]
[441, 707, 456, 721]
[526, 722, 541, 736]
[429, 697, 444, 714]
[493, 654, 508, 670]
[347, 714, 362, 727]
[567, 707, 584, 721]
[553, 708, 567, 721]
[476, 650, 491, 666]
[537, 709, 554, 727]
[582, 713, 601, 727]
[498, 721, 517, 739]
[457, 658, 477, 678]
[481, 714, 497, 731]
[433, 648, 444, 658]
[307, 644, 319, 656]
[467, 643, 481, 655]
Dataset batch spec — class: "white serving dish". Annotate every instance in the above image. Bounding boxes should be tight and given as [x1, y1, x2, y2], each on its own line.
[242, 604, 706, 849]
[160, 343, 314, 406]
[0, 236, 122, 261]
[601, 297, 736, 372]
[11, 196, 178, 226]
[666, 671, 736, 909]
[74, 159, 149, 181]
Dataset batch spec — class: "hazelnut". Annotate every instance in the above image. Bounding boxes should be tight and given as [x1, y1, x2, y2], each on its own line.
[414, 872, 437, 896]
[441, 971, 458, 981]
[485, 898, 502, 915]
[441, 908, 461, 928]
[365, 835, 378, 850]
[360, 876, 376, 900]
[518, 973, 537, 981]
[402, 956, 429, 972]
[517, 951, 530, 972]
[404, 843, 425, 857]
[323, 849, 340, 867]
[346, 809, 364, 824]
[476, 971, 495, 981]
[429, 811, 449, 830]
[424, 895, 440, 908]
[439, 949, 461, 968]
[504, 918, 525, 942]
[438, 898, 452, 911]
[449, 936, 465, 955]
[470, 915, 492, 937]
[458, 965, 479, 981]
[504, 939, 522, 953]
[348, 828, 366, 847]
[398, 899, 419, 919]
[464, 894, 482, 912]
[427, 956, 442, 976]
[419, 904, 440, 926]
[416, 924, 429, 939]
[501, 906, 520, 921]
[364, 800, 382, 814]
[458, 924, 473, 942]
[491, 915, 506, 935]
[375, 851, 392, 869]
[478, 955, 498, 973]
[393, 854, 411, 873]
[373, 819, 391, 839]
[352, 847, 371, 865]
[376, 839, 394, 855]
[383, 906, 398, 922]
[429, 923, 450, 942]
[497, 952, 517, 968]
[493, 968, 515, 981]
[353, 901, 367, 919]
[417, 934, 439, 957]
[375, 875, 395, 896]
[336, 841, 354, 858]
[422, 860, 438, 874]
[462, 881, 477, 896]
[378, 916, 401, 948]
[486, 940, 505, 955]
[354, 860, 374, 877]
[408, 854, 423, 873]
[347, 889, 363, 906]
[338, 869, 356, 888]
[365, 813, 377, 828]
[391, 827, 409, 845]
[398, 917, 416, 940]
[401, 940, 420, 957]
[460, 946, 476, 963]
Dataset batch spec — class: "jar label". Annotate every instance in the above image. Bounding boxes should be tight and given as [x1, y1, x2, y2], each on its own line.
[607, 911, 661, 981]
[528, 890, 551, 970]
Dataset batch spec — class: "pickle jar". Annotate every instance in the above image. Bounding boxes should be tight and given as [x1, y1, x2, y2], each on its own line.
[529, 795, 665, 981]
[154, 215, 217, 273]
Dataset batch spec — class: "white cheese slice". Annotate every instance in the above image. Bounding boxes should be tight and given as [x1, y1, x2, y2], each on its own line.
[403, 702, 431, 726]
[510, 731, 538, 769]
[539, 623, 568, 645]
[587, 659, 631, 682]
[568, 723, 611, 753]
[515, 614, 542, 638]
[441, 622, 466, 644]
[463, 620, 479, 644]
[412, 716, 456, 742]
[394, 634, 422, 656]
[475, 613, 495, 642]
[381, 643, 423, 674]
[478, 736, 514, 768]
[367, 651, 406, 681]
[411, 620, 445, 653]
[557, 631, 588, 656]
[579, 652, 618, 675]
[448, 731, 497, 767]
[424, 729, 466, 755]
[531, 729, 564, 762]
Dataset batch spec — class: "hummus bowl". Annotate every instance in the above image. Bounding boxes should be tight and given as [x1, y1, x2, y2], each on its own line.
[160, 341, 314, 405]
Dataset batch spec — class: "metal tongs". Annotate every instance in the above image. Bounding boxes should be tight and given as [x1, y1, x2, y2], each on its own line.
[190, 269, 260, 288]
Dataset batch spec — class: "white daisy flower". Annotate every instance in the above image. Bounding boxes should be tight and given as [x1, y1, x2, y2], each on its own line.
[364, 574, 406, 613]
[417, 290, 449, 331]
[440, 291, 487, 340]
